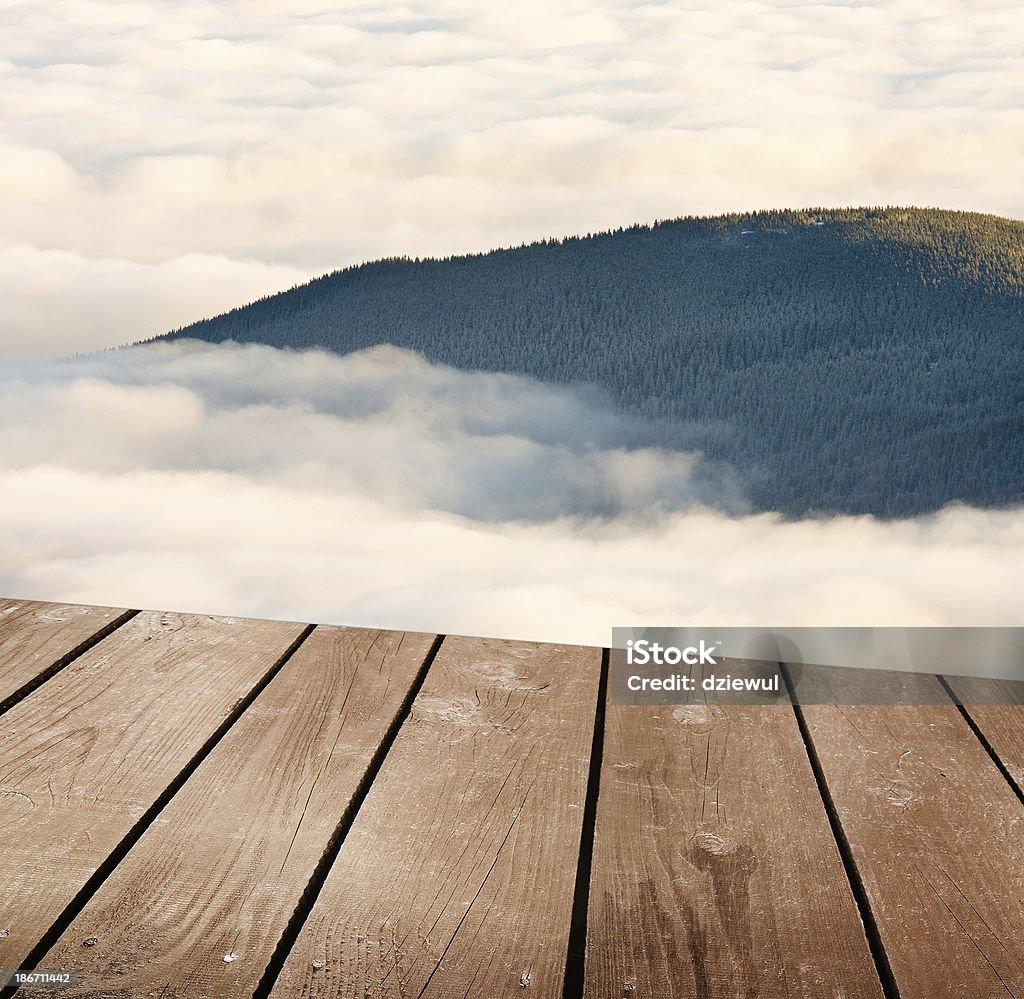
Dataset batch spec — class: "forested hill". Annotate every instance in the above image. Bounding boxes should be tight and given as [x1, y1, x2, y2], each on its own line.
[153, 207, 1024, 517]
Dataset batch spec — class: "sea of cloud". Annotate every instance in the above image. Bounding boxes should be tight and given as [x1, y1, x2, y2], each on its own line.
[3, 0, 1023, 353]
[2, 341, 1021, 645]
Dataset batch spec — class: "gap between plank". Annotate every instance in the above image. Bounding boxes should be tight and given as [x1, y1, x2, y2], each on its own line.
[252, 632, 447, 999]
[561, 646, 609, 999]
[2, 622, 317, 999]
[0, 609, 140, 719]
[780, 663, 902, 999]
[937, 675, 1024, 808]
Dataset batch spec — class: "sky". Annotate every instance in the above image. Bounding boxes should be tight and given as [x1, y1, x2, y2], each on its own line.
[3, 342, 1023, 644]
[3, 0, 1024, 355]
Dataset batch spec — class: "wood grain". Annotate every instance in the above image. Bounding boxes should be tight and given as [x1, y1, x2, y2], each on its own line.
[0, 598, 132, 707]
[585, 661, 884, 999]
[0, 610, 307, 969]
[800, 679, 1024, 999]
[944, 676, 1024, 799]
[271, 635, 603, 999]
[37, 625, 435, 999]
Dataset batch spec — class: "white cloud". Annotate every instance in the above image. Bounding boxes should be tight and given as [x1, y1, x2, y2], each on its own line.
[0, 341, 734, 518]
[1, 342, 1022, 644]
[2, 0, 1023, 353]
[0, 244, 305, 355]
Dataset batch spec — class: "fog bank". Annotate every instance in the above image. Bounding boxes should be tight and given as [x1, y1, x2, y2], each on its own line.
[1, 342, 1020, 645]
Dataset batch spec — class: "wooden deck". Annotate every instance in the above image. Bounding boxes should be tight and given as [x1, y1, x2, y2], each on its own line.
[1, 598, 1023, 998]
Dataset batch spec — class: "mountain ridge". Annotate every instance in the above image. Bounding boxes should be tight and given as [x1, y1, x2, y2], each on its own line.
[150, 207, 1024, 518]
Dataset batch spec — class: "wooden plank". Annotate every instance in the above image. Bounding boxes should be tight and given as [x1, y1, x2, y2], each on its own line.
[0, 598, 132, 707]
[944, 676, 1024, 798]
[271, 635, 603, 999]
[0, 610, 308, 970]
[585, 663, 885, 999]
[37, 626, 435, 998]
[799, 679, 1024, 999]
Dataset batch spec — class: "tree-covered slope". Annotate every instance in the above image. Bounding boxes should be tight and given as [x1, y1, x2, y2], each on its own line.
[153, 207, 1024, 517]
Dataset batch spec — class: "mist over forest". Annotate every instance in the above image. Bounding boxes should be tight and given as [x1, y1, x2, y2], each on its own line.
[3, 340, 1024, 643]
[3, 207, 1021, 639]
[155, 207, 1024, 519]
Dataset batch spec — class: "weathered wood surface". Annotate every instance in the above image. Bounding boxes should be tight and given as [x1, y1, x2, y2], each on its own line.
[0, 599, 132, 707]
[585, 662, 884, 999]
[39, 625, 435, 999]
[3, 598, 1024, 998]
[0, 611, 308, 970]
[799, 681, 1024, 999]
[271, 636, 603, 999]
[944, 676, 1024, 798]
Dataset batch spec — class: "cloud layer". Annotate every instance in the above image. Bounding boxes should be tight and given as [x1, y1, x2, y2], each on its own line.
[3, 0, 1023, 353]
[0, 341, 739, 519]
[2, 342, 1022, 645]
